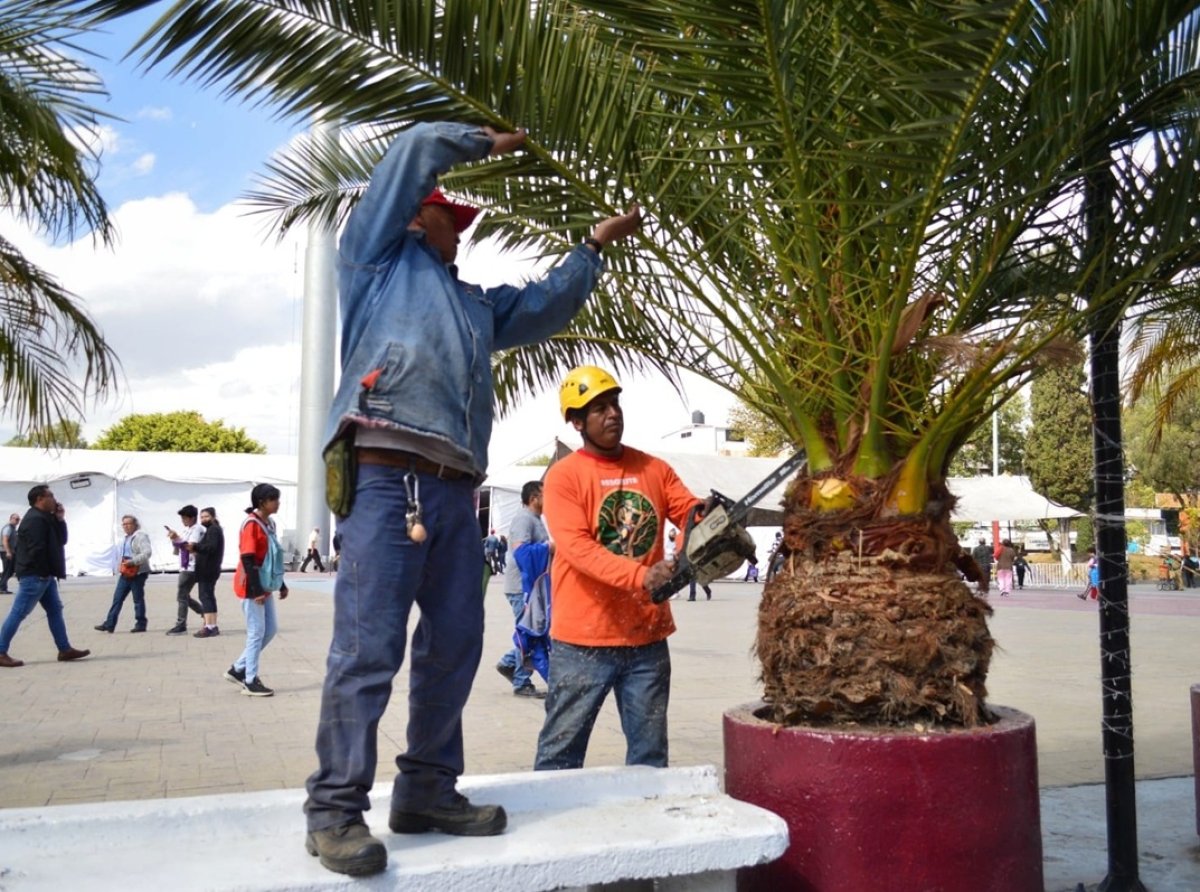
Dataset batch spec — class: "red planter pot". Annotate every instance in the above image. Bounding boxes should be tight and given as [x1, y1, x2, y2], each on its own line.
[724, 702, 1043, 892]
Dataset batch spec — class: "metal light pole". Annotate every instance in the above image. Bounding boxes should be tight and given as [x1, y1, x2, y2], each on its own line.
[1084, 163, 1144, 892]
[295, 121, 339, 563]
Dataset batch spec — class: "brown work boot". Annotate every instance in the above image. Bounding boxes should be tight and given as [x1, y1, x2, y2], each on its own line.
[305, 821, 387, 876]
[57, 647, 90, 662]
[0, 653, 24, 668]
[389, 793, 507, 836]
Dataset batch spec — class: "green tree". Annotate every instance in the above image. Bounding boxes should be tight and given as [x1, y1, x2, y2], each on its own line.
[727, 403, 794, 458]
[1025, 362, 1094, 512]
[0, 1, 119, 438]
[947, 395, 1027, 477]
[1125, 397, 1200, 508]
[81, 0, 1200, 727]
[5, 419, 88, 449]
[1125, 478, 1157, 509]
[92, 411, 266, 453]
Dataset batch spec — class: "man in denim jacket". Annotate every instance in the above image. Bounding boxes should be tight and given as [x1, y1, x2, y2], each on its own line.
[303, 120, 640, 876]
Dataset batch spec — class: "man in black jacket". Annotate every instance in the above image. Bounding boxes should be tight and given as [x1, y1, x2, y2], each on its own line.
[0, 485, 89, 667]
[191, 507, 225, 638]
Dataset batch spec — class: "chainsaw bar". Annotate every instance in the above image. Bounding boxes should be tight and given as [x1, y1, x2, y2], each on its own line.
[650, 449, 807, 603]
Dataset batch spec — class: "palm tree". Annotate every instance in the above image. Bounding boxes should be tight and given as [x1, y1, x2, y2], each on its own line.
[1124, 275, 1200, 450]
[0, 0, 119, 436]
[79, 0, 1200, 727]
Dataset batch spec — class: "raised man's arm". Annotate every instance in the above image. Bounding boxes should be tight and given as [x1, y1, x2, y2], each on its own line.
[489, 205, 642, 350]
[339, 122, 499, 266]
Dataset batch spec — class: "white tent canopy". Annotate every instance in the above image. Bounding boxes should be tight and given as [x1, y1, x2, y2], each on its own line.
[0, 447, 298, 576]
[0, 442, 1073, 577]
[945, 475, 1081, 523]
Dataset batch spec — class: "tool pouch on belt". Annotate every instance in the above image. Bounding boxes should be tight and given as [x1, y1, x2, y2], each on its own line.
[324, 432, 357, 518]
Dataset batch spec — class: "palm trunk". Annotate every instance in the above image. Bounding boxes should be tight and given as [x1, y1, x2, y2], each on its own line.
[757, 474, 994, 727]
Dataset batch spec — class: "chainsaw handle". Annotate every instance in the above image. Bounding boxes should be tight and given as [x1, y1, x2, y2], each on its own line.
[649, 502, 705, 603]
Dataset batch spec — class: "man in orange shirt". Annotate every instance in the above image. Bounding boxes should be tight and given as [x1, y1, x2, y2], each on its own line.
[534, 366, 703, 770]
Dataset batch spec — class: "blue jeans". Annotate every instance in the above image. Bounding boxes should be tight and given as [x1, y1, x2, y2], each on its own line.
[103, 573, 148, 629]
[234, 594, 277, 681]
[534, 639, 671, 771]
[304, 464, 484, 831]
[496, 592, 533, 689]
[0, 576, 71, 653]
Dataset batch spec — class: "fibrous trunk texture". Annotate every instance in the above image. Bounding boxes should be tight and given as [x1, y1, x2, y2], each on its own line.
[757, 476, 994, 728]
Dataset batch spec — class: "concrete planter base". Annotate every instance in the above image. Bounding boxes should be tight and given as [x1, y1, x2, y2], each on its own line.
[724, 702, 1043, 892]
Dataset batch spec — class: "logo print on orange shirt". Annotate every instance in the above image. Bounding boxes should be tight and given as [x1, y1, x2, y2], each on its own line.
[598, 490, 658, 558]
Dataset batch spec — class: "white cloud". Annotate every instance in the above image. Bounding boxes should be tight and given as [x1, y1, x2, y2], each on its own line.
[4, 196, 733, 458]
[67, 122, 122, 159]
[131, 153, 156, 176]
[136, 105, 173, 121]
[80, 342, 305, 453]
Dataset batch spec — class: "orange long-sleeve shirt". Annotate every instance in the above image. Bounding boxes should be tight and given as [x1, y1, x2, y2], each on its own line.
[543, 446, 701, 646]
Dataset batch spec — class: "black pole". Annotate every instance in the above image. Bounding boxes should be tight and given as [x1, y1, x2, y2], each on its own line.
[1089, 314, 1145, 892]
[1084, 162, 1144, 891]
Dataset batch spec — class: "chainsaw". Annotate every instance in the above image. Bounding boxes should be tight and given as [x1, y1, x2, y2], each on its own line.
[650, 450, 808, 603]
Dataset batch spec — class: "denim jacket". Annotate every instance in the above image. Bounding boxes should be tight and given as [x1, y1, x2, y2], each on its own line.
[324, 122, 604, 478]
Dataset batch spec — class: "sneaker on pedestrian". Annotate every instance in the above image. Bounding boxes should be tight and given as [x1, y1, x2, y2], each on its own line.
[224, 664, 246, 685]
[305, 820, 387, 876]
[495, 660, 515, 683]
[389, 792, 507, 836]
[165, 623, 187, 635]
[242, 676, 274, 697]
[513, 684, 545, 699]
[193, 626, 220, 638]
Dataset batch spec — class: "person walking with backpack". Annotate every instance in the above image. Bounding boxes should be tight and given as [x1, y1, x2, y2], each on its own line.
[224, 484, 288, 696]
[495, 481, 550, 698]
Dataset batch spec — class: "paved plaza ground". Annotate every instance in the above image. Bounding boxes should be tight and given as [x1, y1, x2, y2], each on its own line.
[0, 573, 1197, 888]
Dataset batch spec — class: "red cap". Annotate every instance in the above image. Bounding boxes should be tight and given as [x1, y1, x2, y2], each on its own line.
[421, 188, 480, 233]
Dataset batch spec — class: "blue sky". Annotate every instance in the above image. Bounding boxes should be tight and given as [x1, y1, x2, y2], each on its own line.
[78, 9, 300, 212]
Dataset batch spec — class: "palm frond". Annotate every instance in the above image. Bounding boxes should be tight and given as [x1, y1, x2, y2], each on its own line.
[73, 0, 1200, 502]
[0, 234, 121, 433]
[0, 0, 114, 243]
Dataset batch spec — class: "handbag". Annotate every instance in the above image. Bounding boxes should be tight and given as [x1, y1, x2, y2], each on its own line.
[119, 560, 139, 579]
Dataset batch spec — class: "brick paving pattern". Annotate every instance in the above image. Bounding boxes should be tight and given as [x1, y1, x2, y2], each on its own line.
[0, 575, 1196, 808]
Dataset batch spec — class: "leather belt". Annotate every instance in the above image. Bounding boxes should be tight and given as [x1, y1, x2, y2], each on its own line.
[355, 447, 473, 481]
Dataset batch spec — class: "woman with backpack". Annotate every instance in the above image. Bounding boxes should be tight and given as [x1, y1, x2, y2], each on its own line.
[224, 483, 289, 696]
